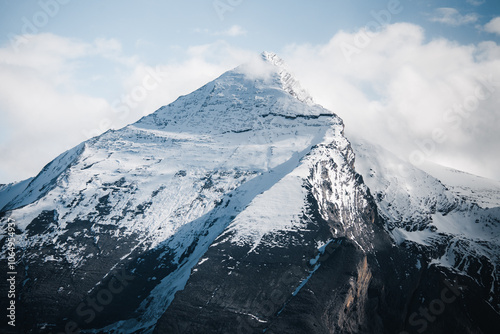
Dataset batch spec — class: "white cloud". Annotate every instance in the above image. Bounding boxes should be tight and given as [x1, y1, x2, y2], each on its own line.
[195, 25, 247, 37]
[0, 34, 252, 184]
[484, 17, 500, 35]
[283, 23, 500, 180]
[112, 40, 253, 130]
[0, 34, 88, 85]
[222, 25, 247, 37]
[466, 0, 485, 6]
[0, 34, 112, 183]
[429, 8, 478, 26]
[1, 26, 499, 184]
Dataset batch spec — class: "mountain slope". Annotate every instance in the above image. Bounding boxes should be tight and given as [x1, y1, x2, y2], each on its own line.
[1, 53, 499, 334]
[0, 53, 342, 333]
[352, 140, 500, 327]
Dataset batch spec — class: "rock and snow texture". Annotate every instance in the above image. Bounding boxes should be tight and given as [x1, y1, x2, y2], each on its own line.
[420, 161, 500, 209]
[1, 52, 499, 334]
[352, 140, 500, 311]
[153, 101, 381, 334]
[0, 52, 349, 333]
[0, 143, 84, 213]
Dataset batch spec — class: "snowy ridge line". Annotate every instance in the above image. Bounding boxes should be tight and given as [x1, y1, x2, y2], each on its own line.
[94, 111, 335, 332]
[260, 51, 314, 105]
[420, 161, 500, 209]
[0, 178, 33, 212]
[1, 143, 85, 212]
[351, 139, 500, 306]
[97, 129, 328, 333]
[6, 51, 500, 332]
[212, 126, 330, 250]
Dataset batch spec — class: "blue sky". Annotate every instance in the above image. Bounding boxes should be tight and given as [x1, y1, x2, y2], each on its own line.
[1, 0, 500, 183]
[2, 1, 498, 61]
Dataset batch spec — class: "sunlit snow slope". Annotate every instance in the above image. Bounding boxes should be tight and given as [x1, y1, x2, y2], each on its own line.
[0, 52, 346, 333]
[352, 140, 500, 310]
[1, 52, 499, 334]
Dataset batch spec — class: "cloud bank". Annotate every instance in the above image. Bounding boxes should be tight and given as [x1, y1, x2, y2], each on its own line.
[284, 23, 500, 180]
[1, 23, 499, 183]
[0, 34, 251, 183]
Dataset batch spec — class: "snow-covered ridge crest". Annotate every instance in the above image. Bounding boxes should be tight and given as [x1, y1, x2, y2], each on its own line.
[235, 51, 314, 105]
[261, 51, 314, 105]
[0, 143, 85, 212]
[136, 52, 331, 133]
[352, 139, 500, 306]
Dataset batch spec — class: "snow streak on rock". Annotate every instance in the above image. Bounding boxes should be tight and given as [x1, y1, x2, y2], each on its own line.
[352, 140, 500, 310]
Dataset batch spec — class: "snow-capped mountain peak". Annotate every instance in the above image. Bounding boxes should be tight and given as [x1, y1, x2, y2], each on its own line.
[260, 51, 314, 105]
[134, 52, 327, 135]
[0, 52, 345, 333]
[1, 52, 499, 334]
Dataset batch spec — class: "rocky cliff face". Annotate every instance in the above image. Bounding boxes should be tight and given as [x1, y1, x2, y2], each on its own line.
[154, 112, 383, 333]
[1, 53, 499, 334]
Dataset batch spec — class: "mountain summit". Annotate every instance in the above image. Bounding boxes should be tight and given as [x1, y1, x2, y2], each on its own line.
[260, 51, 314, 104]
[1, 53, 499, 334]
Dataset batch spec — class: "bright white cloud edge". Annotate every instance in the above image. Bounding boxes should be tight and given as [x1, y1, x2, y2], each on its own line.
[0, 22, 499, 184]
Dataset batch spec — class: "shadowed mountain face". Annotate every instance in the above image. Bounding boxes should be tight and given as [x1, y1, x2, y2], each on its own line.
[1, 53, 499, 334]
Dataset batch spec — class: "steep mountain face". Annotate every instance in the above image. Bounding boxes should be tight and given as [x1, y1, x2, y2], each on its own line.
[352, 141, 500, 333]
[1, 53, 499, 334]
